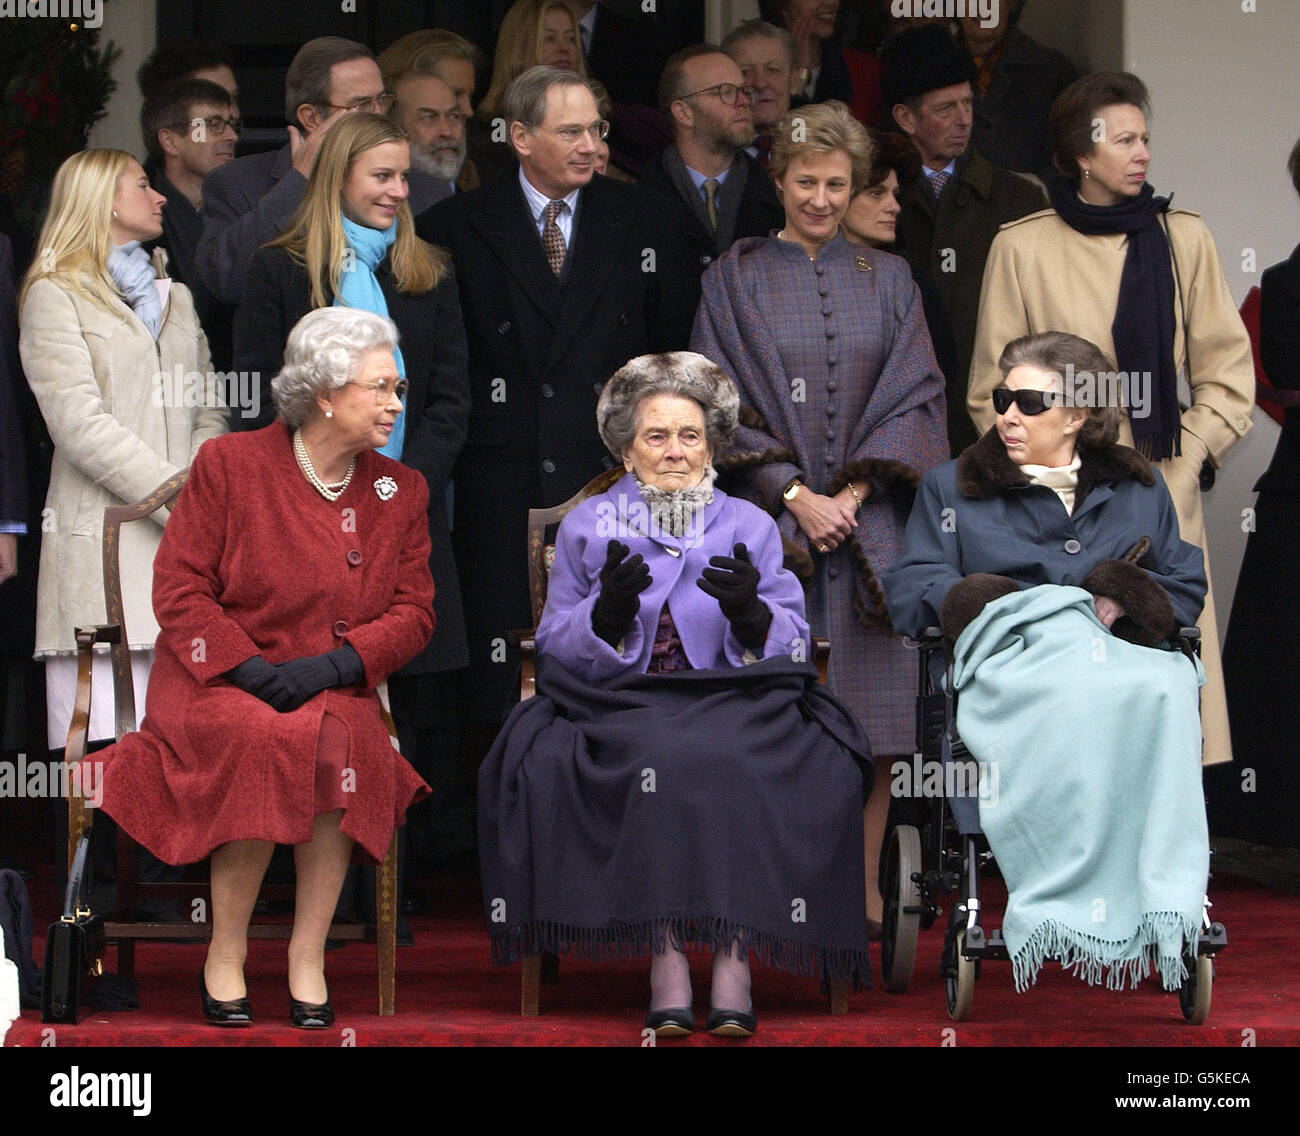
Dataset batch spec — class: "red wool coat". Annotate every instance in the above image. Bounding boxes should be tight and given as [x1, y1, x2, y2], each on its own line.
[98, 424, 433, 864]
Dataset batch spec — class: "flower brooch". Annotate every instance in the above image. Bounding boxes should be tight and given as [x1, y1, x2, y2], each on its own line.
[374, 476, 398, 501]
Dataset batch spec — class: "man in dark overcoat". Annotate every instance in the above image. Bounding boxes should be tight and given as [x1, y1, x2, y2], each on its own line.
[416, 66, 693, 731]
[881, 24, 1046, 455]
[637, 45, 784, 323]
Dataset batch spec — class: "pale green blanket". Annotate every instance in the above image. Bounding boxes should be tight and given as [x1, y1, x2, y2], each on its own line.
[952, 584, 1208, 991]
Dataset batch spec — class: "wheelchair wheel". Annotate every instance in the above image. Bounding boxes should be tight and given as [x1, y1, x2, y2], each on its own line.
[881, 825, 921, 993]
[945, 929, 975, 1021]
[1178, 953, 1213, 1024]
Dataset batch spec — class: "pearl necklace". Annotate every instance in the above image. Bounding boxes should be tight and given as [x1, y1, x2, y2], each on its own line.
[293, 428, 356, 502]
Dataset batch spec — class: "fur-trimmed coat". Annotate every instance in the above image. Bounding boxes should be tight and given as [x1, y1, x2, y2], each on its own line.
[881, 429, 1206, 651]
[691, 234, 948, 752]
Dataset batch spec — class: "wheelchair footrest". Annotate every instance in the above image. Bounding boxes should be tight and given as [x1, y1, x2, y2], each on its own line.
[1199, 923, 1227, 954]
[962, 924, 1009, 960]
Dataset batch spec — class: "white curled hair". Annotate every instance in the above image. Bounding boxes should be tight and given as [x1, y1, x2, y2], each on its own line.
[596, 351, 740, 460]
[271, 307, 400, 428]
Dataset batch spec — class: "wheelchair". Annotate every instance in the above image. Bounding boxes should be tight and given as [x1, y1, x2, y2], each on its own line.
[878, 624, 1228, 1023]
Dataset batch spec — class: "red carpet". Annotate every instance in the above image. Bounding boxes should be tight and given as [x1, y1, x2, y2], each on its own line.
[7, 872, 1298, 1047]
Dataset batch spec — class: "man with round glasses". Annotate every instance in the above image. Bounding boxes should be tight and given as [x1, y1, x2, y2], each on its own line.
[417, 65, 693, 746]
[639, 45, 783, 326]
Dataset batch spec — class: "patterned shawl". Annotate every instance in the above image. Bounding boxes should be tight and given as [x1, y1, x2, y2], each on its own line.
[693, 236, 949, 627]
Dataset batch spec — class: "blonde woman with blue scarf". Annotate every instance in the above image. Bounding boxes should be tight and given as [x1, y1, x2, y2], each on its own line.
[235, 112, 471, 891]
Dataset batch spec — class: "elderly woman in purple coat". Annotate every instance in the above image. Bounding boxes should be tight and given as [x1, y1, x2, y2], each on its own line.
[691, 101, 948, 939]
[477, 352, 871, 1039]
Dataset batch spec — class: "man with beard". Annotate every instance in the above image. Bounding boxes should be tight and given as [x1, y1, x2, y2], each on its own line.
[391, 69, 475, 193]
[638, 46, 784, 319]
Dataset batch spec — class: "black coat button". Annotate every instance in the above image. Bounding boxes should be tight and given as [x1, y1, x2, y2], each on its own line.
[542, 459, 556, 474]
[333, 620, 349, 637]
[497, 321, 511, 334]
[346, 549, 362, 566]
[618, 314, 629, 328]
[1064, 539, 1082, 554]
[700, 255, 712, 266]
[541, 384, 554, 398]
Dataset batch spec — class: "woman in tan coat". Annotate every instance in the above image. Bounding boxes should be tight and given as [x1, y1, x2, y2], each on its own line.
[968, 73, 1254, 767]
[19, 149, 227, 751]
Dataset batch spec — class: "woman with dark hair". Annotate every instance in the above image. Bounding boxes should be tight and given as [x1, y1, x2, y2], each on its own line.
[1213, 136, 1300, 848]
[479, 351, 872, 1037]
[968, 71, 1255, 770]
[763, 0, 881, 126]
[843, 128, 959, 407]
[884, 330, 1209, 993]
[692, 101, 947, 943]
[955, 0, 1078, 186]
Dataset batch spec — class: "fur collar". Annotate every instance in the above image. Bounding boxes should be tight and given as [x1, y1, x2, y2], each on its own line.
[957, 427, 1155, 505]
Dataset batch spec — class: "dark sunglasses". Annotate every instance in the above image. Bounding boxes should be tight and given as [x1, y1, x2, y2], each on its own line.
[992, 387, 1054, 416]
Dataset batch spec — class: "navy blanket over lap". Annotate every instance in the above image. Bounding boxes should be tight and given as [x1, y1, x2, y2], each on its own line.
[478, 653, 873, 983]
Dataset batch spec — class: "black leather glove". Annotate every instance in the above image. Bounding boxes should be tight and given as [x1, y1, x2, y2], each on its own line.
[697, 542, 772, 651]
[591, 539, 652, 648]
[225, 644, 364, 713]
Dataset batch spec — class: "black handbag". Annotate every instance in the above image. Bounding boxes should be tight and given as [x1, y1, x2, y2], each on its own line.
[41, 832, 106, 1023]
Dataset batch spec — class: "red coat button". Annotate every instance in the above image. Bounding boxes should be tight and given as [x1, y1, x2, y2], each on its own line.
[347, 549, 363, 566]
[333, 620, 349, 637]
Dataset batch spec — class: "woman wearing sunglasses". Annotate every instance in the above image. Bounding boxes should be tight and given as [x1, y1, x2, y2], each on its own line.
[883, 331, 1211, 994]
[967, 71, 1253, 770]
[234, 112, 471, 906]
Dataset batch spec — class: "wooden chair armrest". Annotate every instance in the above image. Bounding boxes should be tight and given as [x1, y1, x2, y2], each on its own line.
[65, 625, 122, 872]
[520, 638, 537, 702]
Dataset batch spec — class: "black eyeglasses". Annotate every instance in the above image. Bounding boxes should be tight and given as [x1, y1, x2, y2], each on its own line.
[168, 115, 242, 137]
[992, 387, 1054, 416]
[678, 83, 757, 106]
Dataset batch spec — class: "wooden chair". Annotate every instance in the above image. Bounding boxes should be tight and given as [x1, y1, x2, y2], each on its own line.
[64, 470, 401, 1015]
[515, 470, 847, 1015]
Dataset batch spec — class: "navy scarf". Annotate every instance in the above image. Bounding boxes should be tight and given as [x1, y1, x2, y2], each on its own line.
[1050, 179, 1181, 460]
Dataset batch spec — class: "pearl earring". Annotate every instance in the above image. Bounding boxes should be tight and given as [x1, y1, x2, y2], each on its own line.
[1083, 169, 1091, 179]
[112, 209, 118, 218]
[325, 410, 333, 419]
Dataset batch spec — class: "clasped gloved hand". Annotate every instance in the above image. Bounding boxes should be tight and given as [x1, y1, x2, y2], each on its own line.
[225, 643, 365, 713]
[697, 542, 772, 651]
[592, 539, 652, 648]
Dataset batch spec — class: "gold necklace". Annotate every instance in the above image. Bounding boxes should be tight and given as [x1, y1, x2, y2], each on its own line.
[776, 229, 817, 259]
[293, 429, 355, 502]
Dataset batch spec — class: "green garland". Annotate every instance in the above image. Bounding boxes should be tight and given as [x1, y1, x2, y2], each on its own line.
[1, 8, 121, 180]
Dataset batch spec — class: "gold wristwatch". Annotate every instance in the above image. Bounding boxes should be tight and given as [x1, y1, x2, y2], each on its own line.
[782, 479, 803, 502]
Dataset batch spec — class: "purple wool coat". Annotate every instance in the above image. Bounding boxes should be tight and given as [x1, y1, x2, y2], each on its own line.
[535, 474, 810, 680]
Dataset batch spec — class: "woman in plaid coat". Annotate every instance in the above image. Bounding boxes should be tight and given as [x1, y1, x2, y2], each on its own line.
[691, 102, 947, 934]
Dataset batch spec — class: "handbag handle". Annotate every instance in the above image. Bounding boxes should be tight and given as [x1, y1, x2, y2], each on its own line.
[62, 834, 92, 919]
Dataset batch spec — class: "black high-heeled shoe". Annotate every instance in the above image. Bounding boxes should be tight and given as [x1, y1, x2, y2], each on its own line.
[289, 994, 334, 1029]
[706, 1006, 757, 1037]
[199, 969, 253, 1026]
[644, 1006, 694, 1036]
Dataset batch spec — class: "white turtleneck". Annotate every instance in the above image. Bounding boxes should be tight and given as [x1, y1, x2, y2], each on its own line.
[1020, 452, 1082, 513]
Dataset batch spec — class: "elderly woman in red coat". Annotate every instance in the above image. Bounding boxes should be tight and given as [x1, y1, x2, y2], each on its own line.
[98, 307, 433, 1028]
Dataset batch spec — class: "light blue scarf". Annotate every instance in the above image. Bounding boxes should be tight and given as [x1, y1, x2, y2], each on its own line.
[337, 216, 406, 459]
[107, 242, 162, 339]
[952, 584, 1208, 993]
